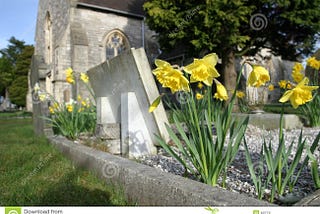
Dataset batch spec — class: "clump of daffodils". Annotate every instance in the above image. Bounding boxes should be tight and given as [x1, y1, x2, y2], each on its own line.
[276, 57, 319, 109]
[33, 67, 96, 140]
[245, 56, 319, 109]
[149, 53, 228, 112]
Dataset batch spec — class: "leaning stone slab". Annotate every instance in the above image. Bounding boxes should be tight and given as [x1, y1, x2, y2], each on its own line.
[87, 48, 170, 156]
[49, 135, 272, 206]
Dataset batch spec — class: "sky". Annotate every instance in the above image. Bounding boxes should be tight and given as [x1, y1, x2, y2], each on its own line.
[0, 0, 38, 49]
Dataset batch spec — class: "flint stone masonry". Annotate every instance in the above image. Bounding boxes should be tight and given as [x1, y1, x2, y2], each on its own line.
[49, 135, 272, 206]
[87, 48, 169, 158]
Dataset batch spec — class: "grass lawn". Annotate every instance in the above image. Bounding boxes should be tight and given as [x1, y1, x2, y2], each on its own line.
[0, 118, 128, 206]
[0, 111, 32, 118]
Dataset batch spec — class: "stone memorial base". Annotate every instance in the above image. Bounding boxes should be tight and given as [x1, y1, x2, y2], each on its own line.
[234, 113, 303, 130]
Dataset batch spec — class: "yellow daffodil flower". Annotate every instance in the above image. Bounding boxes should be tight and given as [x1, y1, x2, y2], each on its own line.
[153, 59, 190, 93]
[33, 83, 40, 92]
[39, 92, 47, 101]
[65, 68, 75, 84]
[307, 57, 320, 70]
[247, 65, 270, 87]
[49, 106, 55, 114]
[80, 73, 89, 83]
[292, 62, 304, 83]
[286, 82, 292, 89]
[278, 80, 287, 89]
[66, 104, 73, 112]
[184, 53, 220, 86]
[197, 82, 204, 89]
[196, 92, 204, 100]
[236, 90, 245, 98]
[279, 77, 319, 109]
[53, 102, 59, 108]
[268, 84, 275, 91]
[66, 76, 75, 84]
[81, 100, 87, 107]
[213, 80, 228, 101]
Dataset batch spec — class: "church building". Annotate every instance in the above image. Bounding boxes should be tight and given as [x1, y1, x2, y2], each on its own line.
[28, 0, 158, 110]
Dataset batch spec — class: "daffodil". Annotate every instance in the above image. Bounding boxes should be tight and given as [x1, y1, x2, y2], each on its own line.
[196, 92, 204, 100]
[153, 59, 190, 93]
[236, 90, 245, 99]
[278, 80, 287, 89]
[65, 68, 75, 84]
[247, 65, 270, 87]
[268, 84, 275, 91]
[307, 57, 320, 70]
[80, 73, 89, 83]
[184, 53, 220, 86]
[81, 100, 87, 107]
[66, 103, 73, 112]
[197, 82, 204, 89]
[286, 82, 292, 89]
[49, 106, 55, 114]
[39, 92, 47, 101]
[279, 77, 319, 109]
[213, 80, 228, 101]
[292, 62, 304, 83]
[33, 83, 40, 92]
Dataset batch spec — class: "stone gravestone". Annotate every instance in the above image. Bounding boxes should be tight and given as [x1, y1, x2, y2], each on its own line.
[87, 48, 170, 158]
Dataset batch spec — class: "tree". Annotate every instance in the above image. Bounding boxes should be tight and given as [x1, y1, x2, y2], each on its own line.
[8, 45, 34, 107]
[0, 57, 13, 95]
[0, 37, 34, 107]
[144, 0, 320, 90]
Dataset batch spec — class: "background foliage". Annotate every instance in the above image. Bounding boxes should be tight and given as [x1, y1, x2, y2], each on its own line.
[144, 0, 320, 68]
[0, 37, 34, 107]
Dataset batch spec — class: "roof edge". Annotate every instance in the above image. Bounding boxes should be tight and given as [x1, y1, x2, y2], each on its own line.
[77, 2, 145, 19]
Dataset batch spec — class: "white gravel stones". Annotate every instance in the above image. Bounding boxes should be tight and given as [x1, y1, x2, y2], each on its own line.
[138, 124, 320, 204]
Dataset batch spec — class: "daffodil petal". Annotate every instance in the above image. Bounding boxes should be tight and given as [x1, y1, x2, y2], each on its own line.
[279, 90, 293, 103]
[149, 95, 163, 113]
[155, 59, 171, 68]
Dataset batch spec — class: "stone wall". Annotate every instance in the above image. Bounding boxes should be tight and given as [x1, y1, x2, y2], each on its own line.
[35, 0, 71, 57]
[71, 6, 144, 67]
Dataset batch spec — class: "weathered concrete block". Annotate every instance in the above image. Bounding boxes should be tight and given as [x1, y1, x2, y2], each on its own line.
[121, 92, 157, 158]
[96, 96, 117, 124]
[295, 189, 320, 206]
[95, 123, 120, 140]
[234, 113, 303, 130]
[49, 135, 273, 206]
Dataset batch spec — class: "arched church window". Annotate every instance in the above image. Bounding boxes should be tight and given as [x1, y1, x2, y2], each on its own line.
[105, 30, 130, 60]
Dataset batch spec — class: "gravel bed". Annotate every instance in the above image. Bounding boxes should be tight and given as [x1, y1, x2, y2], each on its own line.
[138, 125, 320, 205]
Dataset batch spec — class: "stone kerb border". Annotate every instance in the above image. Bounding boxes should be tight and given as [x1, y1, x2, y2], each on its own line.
[49, 135, 272, 206]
